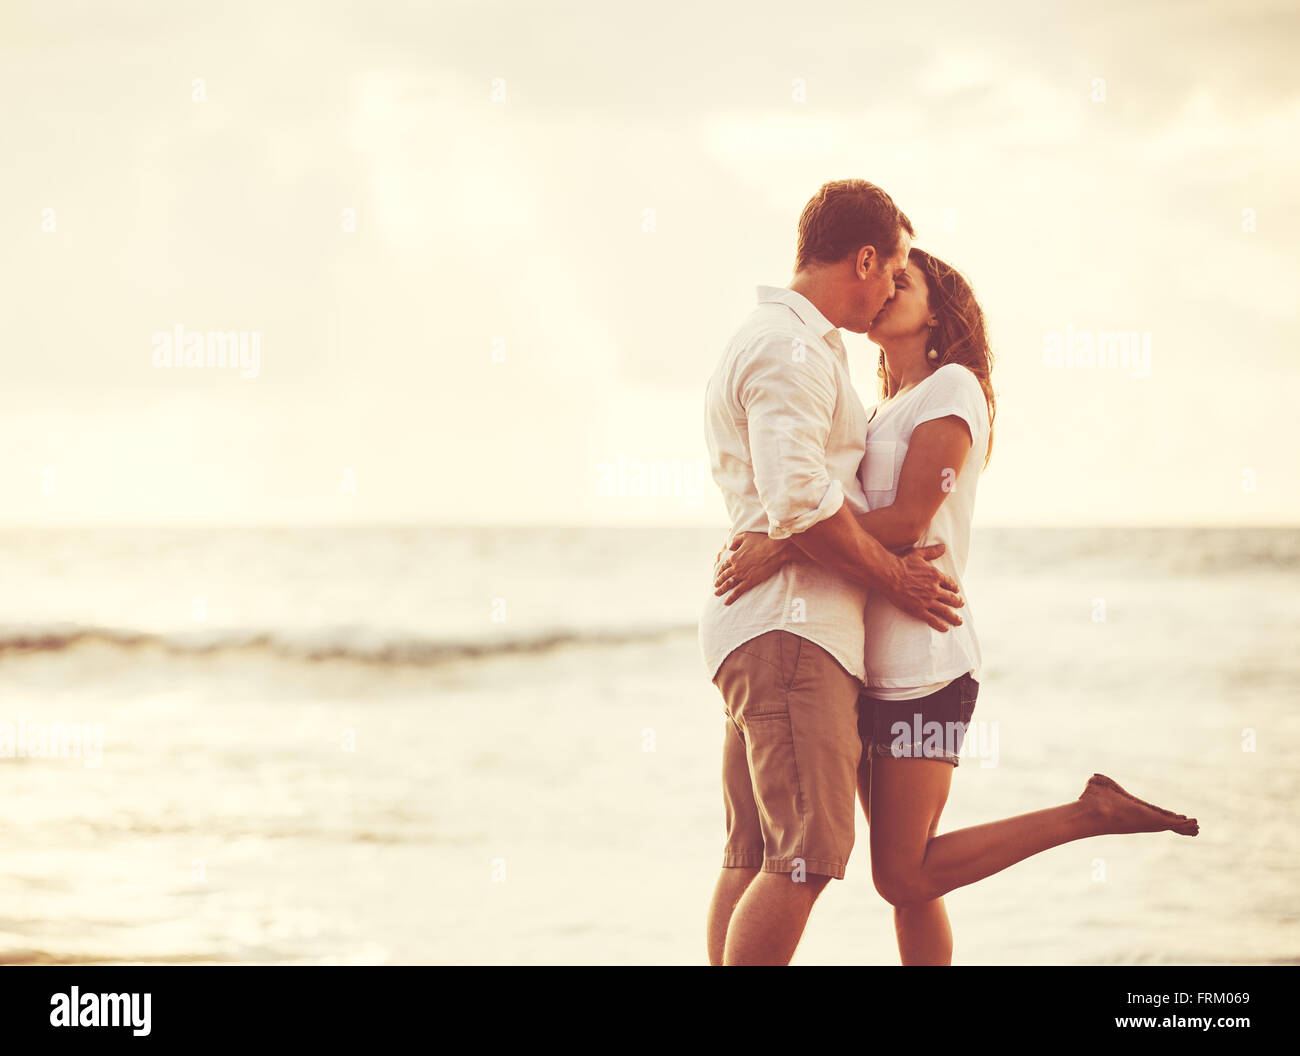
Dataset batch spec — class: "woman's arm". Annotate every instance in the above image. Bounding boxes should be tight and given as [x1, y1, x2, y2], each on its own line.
[714, 414, 973, 601]
[860, 415, 973, 548]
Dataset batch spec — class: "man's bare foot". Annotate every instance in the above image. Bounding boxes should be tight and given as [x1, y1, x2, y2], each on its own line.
[1079, 773, 1199, 837]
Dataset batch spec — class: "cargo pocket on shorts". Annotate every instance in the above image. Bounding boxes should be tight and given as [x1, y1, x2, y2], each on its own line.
[731, 631, 803, 716]
[741, 711, 805, 836]
[735, 633, 807, 830]
[775, 632, 803, 694]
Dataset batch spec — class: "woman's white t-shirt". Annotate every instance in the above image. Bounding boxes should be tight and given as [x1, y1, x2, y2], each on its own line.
[858, 362, 990, 700]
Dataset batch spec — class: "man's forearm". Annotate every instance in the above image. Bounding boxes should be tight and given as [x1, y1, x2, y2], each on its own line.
[787, 503, 901, 593]
[852, 505, 922, 552]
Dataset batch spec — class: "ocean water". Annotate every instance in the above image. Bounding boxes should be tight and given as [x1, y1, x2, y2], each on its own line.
[0, 523, 1296, 965]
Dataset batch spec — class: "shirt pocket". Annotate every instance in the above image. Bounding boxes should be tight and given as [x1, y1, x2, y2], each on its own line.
[861, 440, 900, 496]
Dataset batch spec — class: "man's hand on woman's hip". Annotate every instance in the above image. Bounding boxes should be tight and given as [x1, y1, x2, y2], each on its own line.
[884, 543, 964, 632]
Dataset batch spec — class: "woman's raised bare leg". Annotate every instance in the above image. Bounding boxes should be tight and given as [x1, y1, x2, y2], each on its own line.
[869, 761, 1199, 910]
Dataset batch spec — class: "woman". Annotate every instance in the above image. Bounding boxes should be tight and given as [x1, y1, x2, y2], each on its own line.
[711, 248, 1198, 965]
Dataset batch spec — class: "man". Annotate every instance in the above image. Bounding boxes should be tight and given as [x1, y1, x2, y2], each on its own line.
[699, 179, 964, 966]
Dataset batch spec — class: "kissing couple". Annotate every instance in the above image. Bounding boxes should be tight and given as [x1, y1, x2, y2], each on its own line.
[699, 178, 1198, 966]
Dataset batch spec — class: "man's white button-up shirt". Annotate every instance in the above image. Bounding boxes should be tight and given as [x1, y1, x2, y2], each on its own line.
[699, 285, 872, 684]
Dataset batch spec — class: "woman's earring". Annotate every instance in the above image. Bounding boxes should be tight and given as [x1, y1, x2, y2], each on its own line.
[926, 321, 940, 362]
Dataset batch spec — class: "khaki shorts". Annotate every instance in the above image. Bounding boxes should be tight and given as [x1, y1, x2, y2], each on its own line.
[711, 629, 863, 880]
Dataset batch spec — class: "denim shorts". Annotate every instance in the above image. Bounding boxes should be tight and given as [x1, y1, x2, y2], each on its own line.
[858, 672, 979, 767]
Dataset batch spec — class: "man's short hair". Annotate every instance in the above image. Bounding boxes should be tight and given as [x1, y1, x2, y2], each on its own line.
[794, 179, 914, 272]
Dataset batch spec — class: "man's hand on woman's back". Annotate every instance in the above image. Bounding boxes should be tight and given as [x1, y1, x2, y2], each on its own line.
[885, 543, 964, 632]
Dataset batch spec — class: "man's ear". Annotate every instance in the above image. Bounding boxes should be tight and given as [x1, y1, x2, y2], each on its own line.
[858, 246, 876, 277]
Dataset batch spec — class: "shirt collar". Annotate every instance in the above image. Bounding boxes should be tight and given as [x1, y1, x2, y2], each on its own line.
[756, 285, 846, 359]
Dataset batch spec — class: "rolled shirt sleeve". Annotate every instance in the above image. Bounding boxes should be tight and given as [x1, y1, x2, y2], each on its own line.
[736, 331, 845, 540]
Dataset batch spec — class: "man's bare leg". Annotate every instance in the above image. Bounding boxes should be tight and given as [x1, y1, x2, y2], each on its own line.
[706, 866, 759, 965]
[722, 871, 831, 965]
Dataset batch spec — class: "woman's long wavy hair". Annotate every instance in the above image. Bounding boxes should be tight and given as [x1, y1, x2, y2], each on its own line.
[877, 248, 996, 469]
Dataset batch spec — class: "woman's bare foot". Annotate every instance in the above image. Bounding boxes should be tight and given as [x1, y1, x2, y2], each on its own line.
[1079, 773, 1199, 837]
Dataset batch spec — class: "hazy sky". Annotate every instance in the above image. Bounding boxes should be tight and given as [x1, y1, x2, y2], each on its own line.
[2, 0, 1296, 526]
